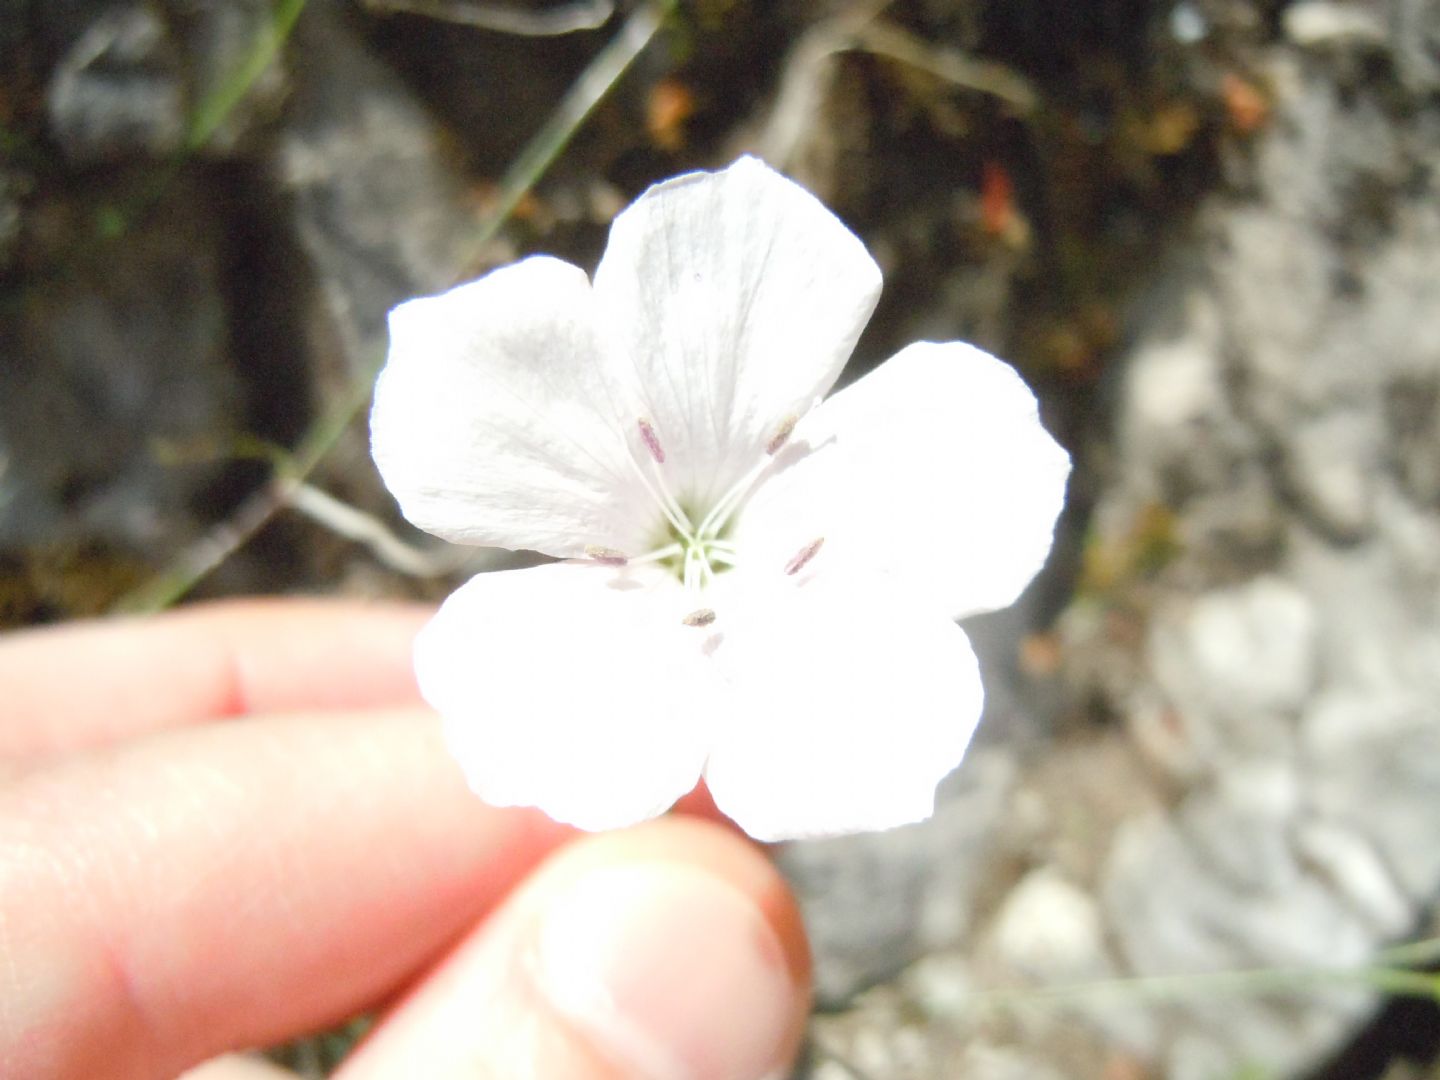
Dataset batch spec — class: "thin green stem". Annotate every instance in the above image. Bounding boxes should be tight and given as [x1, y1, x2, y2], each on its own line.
[962, 962, 1440, 1016]
[186, 0, 309, 151]
[466, 0, 675, 252]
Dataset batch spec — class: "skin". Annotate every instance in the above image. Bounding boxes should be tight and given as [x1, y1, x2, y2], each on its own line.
[0, 599, 811, 1080]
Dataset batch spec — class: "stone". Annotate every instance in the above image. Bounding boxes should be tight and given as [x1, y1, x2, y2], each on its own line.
[987, 867, 1105, 981]
[0, 176, 241, 555]
[1102, 806, 1380, 1076]
[45, 3, 187, 162]
[1292, 820, 1413, 938]
[1147, 576, 1317, 763]
[777, 747, 1016, 1007]
[1041, 11, 1440, 1073]
[1392, 0, 1440, 92]
[272, 0, 478, 376]
[1283, 1, 1389, 47]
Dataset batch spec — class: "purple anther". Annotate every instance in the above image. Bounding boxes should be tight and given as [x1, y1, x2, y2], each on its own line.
[584, 545, 629, 566]
[682, 607, 717, 627]
[766, 414, 799, 455]
[784, 537, 825, 576]
[637, 418, 666, 464]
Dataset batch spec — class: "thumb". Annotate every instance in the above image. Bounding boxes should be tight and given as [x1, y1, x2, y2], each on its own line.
[336, 816, 811, 1080]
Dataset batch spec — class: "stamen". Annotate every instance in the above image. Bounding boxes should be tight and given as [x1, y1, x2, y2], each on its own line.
[647, 457, 691, 536]
[766, 414, 800, 455]
[695, 454, 774, 539]
[784, 537, 825, 576]
[630, 542, 683, 566]
[637, 418, 666, 464]
[622, 453, 693, 542]
[682, 608, 717, 627]
[584, 545, 628, 566]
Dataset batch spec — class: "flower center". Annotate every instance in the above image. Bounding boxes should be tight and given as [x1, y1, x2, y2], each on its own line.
[588, 415, 818, 623]
[661, 507, 738, 591]
[616, 415, 788, 593]
[601, 494, 738, 592]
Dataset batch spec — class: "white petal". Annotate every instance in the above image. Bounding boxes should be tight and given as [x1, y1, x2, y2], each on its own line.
[416, 562, 713, 831]
[737, 341, 1070, 619]
[593, 156, 882, 512]
[703, 577, 984, 841]
[371, 256, 659, 559]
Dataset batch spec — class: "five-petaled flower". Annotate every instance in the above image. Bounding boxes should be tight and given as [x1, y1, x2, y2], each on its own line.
[370, 156, 1069, 842]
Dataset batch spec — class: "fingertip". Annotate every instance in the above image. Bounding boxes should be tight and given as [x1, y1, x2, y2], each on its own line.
[532, 821, 810, 1080]
[546, 816, 811, 999]
[339, 817, 811, 1080]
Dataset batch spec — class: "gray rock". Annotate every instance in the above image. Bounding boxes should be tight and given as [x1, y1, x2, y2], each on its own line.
[778, 747, 1016, 1008]
[46, 3, 187, 162]
[272, 0, 479, 376]
[1079, 12, 1440, 1073]
[1391, 0, 1440, 92]
[42, 0, 289, 164]
[1102, 797, 1380, 1077]
[1147, 576, 1317, 766]
[0, 176, 241, 553]
[811, 4, 1440, 1075]
[1283, 1, 1389, 47]
[986, 867, 1106, 981]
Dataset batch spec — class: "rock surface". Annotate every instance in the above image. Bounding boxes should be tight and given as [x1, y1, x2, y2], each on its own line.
[803, 1, 1440, 1076]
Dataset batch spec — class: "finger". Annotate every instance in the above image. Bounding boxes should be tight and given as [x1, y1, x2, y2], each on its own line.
[339, 817, 810, 1080]
[0, 599, 430, 764]
[0, 707, 572, 1080]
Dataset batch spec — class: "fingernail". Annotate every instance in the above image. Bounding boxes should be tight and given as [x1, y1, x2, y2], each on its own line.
[533, 863, 800, 1080]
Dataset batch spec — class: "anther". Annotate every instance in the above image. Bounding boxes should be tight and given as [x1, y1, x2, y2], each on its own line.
[766, 414, 799, 455]
[584, 545, 628, 566]
[637, 418, 666, 464]
[682, 607, 717, 627]
[784, 537, 825, 576]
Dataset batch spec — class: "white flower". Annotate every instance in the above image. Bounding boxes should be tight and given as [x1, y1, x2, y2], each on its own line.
[370, 156, 1069, 842]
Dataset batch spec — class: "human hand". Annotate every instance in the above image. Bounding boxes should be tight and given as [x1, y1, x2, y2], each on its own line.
[0, 599, 810, 1080]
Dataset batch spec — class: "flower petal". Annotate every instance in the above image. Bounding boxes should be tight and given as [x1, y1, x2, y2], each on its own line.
[371, 256, 658, 559]
[736, 341, 1070, 619]
[593, 156, 882, 511]
[703, 577, 984, 841]
[416, 562, 713, 831]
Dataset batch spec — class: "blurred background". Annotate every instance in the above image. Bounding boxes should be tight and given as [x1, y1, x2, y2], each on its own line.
[4, 0, 1440, 1076]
